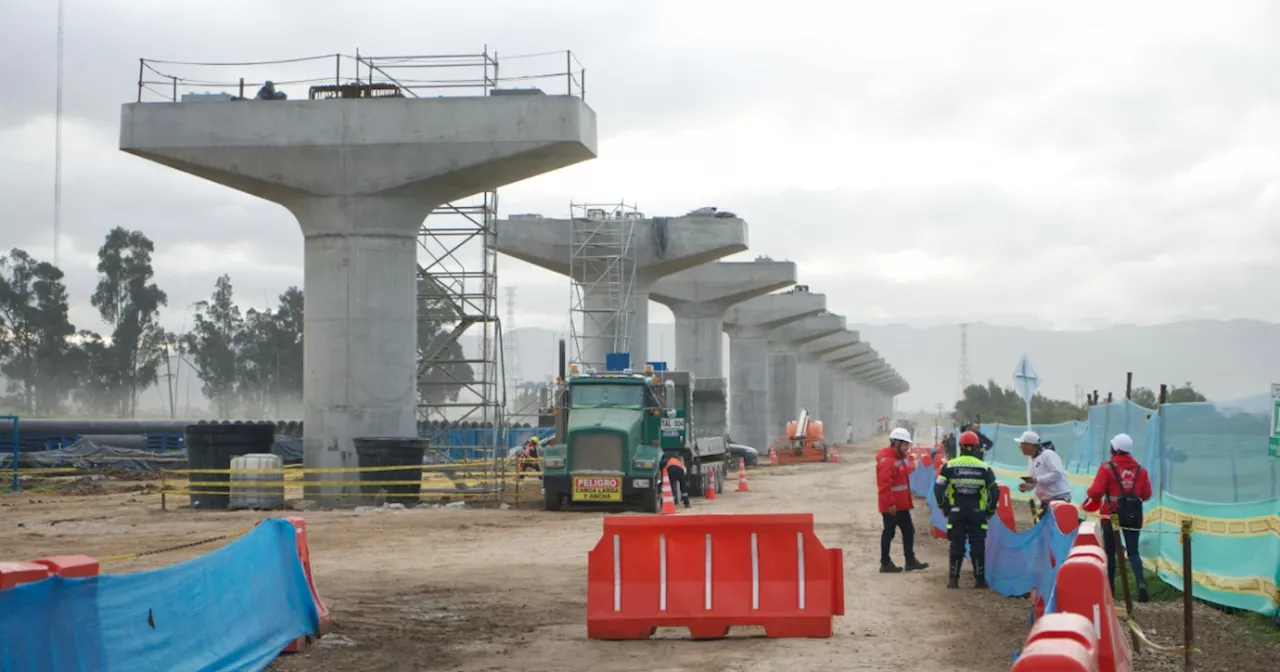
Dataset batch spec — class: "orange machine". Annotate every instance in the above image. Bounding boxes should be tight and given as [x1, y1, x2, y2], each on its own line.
[768, 409, 831, 465]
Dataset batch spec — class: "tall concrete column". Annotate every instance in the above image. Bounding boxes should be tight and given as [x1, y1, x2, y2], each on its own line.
[723, 291, 825, 450]
[831, 372, 848, 443]
[121, 95, 596, 496]
[803, 330, 862, 429]
[650, 260, 796, 438]
[770, 313, 844, 431]
[497, 214, 747, 369]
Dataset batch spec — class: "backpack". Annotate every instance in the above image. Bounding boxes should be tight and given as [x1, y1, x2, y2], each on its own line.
[1106, 462, 1145, 530]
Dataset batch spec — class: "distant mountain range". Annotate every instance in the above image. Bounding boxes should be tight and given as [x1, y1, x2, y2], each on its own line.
[469, 319, 1280, 412]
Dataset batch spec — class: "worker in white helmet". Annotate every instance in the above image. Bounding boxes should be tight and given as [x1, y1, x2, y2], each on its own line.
[876, 427, 929, 573]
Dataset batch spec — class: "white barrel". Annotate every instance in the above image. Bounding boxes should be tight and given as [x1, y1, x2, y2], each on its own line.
[229, 453, 284, 510]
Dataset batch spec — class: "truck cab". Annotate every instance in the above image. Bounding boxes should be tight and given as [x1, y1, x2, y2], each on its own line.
[540, 366, 725, 512]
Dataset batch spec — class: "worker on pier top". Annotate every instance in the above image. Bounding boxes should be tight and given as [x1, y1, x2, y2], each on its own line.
[876, 428, 930, 573]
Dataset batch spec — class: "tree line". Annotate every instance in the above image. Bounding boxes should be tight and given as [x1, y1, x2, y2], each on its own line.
[952, 379, 1208, 426]
[0, 228, 473, 418]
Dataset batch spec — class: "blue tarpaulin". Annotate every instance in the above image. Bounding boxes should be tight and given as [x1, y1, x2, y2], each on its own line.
[0, 518, 320, 671]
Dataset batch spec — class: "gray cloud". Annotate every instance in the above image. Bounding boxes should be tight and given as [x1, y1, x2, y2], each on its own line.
[2, 0, 1279, 410]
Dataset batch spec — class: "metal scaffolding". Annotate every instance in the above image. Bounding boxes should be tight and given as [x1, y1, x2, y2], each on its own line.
[568, 201, 640, 372]
[417, 191, 504, 450]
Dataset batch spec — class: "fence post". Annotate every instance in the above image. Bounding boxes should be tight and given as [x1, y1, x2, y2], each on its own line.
[1125, 372, 1133, 399]
[137, 59, 144, 102]
[7, 415, 18, 493]
[1181, 518, 1193, 671]
[1112, 514, 1140, 653]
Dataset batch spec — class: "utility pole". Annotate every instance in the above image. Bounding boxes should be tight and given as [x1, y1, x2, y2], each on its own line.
[957, 323, 971, 400]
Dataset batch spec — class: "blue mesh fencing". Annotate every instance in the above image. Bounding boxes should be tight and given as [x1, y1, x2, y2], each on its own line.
[953, 401, 1278, 616]
[0, 518, 320, 671]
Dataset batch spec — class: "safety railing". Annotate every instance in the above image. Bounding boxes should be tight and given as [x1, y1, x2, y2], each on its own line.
[135, 48, 585, 104]
[157, 457, 548, 509]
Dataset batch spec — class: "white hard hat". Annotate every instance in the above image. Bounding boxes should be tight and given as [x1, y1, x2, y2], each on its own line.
[889, 427, 913, 444]
[1014, 430, 1041, 445]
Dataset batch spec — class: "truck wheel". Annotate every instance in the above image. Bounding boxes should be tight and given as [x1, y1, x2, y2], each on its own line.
[642, 480, 660, 513]
[543, 489, 564, 512]
[689, 472, 704, 498]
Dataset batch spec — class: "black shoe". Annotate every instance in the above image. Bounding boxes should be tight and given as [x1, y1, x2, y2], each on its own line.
[904, 558, 930, 571]
[974, 578, 988, 589]
[683, 501, 691, 509]
[879, 561, 904, 574]
[947, 576, 959, 589]
[1137, 582, 1150, 603]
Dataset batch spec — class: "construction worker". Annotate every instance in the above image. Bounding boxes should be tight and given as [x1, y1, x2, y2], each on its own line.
[517, 436, 541, 476]
[934, 430, 999, 589]
[1015, 430, 1071, 512]
[876, 427, 930, 573]
[845, 421, 854, 445]
[659, 452, 692, 508]
[1082, 433, 1153, 602]
[963, 422, 994, 459]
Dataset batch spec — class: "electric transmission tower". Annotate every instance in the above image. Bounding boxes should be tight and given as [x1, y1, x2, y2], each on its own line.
[957, 322, 971, 399]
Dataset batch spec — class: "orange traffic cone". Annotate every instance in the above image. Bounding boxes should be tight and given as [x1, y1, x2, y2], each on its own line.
[736, 457, 749, 492]
[704, 473, 716, 500]
[830, 446, 840, 463]
[659, 470, 678, 514]
[769, 445, 779, 466]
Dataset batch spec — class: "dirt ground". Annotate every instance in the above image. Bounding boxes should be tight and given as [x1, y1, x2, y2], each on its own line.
[2, 436, 1276, 671]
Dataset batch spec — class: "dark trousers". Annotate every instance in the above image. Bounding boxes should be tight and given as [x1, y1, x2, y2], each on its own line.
[880, 511, 915, 564]
[665, 465, 690, 505]
[1101, 521, 1144, 589]
[947, 509, 988, 577]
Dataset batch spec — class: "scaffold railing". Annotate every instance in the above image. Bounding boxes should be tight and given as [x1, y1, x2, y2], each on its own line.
[134, 48, 586, 103]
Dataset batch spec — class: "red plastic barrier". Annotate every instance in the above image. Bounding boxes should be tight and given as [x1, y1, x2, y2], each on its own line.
[0, 561, 51, 590]
[1013, 613, 1100, 671]
[32, 555, 100, 579]
[1074, 521, 1103, 549]
[1053, 546, 1131, 672]
[257, 516, 330, 652]
[1046, 502, 1082, 568]
[997, 484, 1017, 532]
[586, 513, 845, 640]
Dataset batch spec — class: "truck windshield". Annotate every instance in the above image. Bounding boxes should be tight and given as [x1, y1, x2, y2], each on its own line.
[571, 383, 645, 407]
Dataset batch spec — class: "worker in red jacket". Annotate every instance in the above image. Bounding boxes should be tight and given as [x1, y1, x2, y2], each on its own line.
[876, 428, 930, 573]
[1082, 433, 1154, 601]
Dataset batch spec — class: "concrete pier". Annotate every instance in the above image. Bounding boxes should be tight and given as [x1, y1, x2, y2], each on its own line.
[496, 213, 747, 368]
[650, 259, 795, 437]
[800, 330, 860, 429]
[722, 291, 825, 450]
[768, 314, 844, 434]
[121, 95, 597, 495]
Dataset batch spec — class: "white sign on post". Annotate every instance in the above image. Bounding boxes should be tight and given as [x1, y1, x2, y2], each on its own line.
[1012, 353, 1040, 428]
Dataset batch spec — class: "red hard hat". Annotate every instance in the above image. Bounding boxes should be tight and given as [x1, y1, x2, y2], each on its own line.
[959, 430, 980, 446]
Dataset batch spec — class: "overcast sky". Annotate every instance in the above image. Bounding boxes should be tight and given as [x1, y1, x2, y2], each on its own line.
[4, 1, 1280, 353]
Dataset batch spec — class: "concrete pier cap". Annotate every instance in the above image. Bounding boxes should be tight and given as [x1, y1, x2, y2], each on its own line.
[721, 290, 826, 450]
[121, 94, 598, 495]
[650, 258, 797, 378]
[829, 342, 872, 366]
[805, 330, 862, 362]
[846, 357, 887, 378]
[496, 211, 748, 366]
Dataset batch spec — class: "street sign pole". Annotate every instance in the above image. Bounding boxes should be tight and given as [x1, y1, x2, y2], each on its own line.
[1269, 384, 1280, 458]
[1012, 354, 1041, 429]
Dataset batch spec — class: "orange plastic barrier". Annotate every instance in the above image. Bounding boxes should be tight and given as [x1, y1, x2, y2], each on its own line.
[586, 513, 845, 640]
[1053, 546, 1131, 672]
[1013, 612, 1100, 671]
[0, 561, 51, 590]
[768, 437, 829, 464]
[257, 516, 330, 653]
[32, 555, 100, 579]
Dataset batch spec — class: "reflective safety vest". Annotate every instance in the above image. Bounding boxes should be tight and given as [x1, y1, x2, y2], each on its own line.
[665, 456, 685, 471]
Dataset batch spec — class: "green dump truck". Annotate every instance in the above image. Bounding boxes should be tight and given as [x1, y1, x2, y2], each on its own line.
[540, 366, 728, 512]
